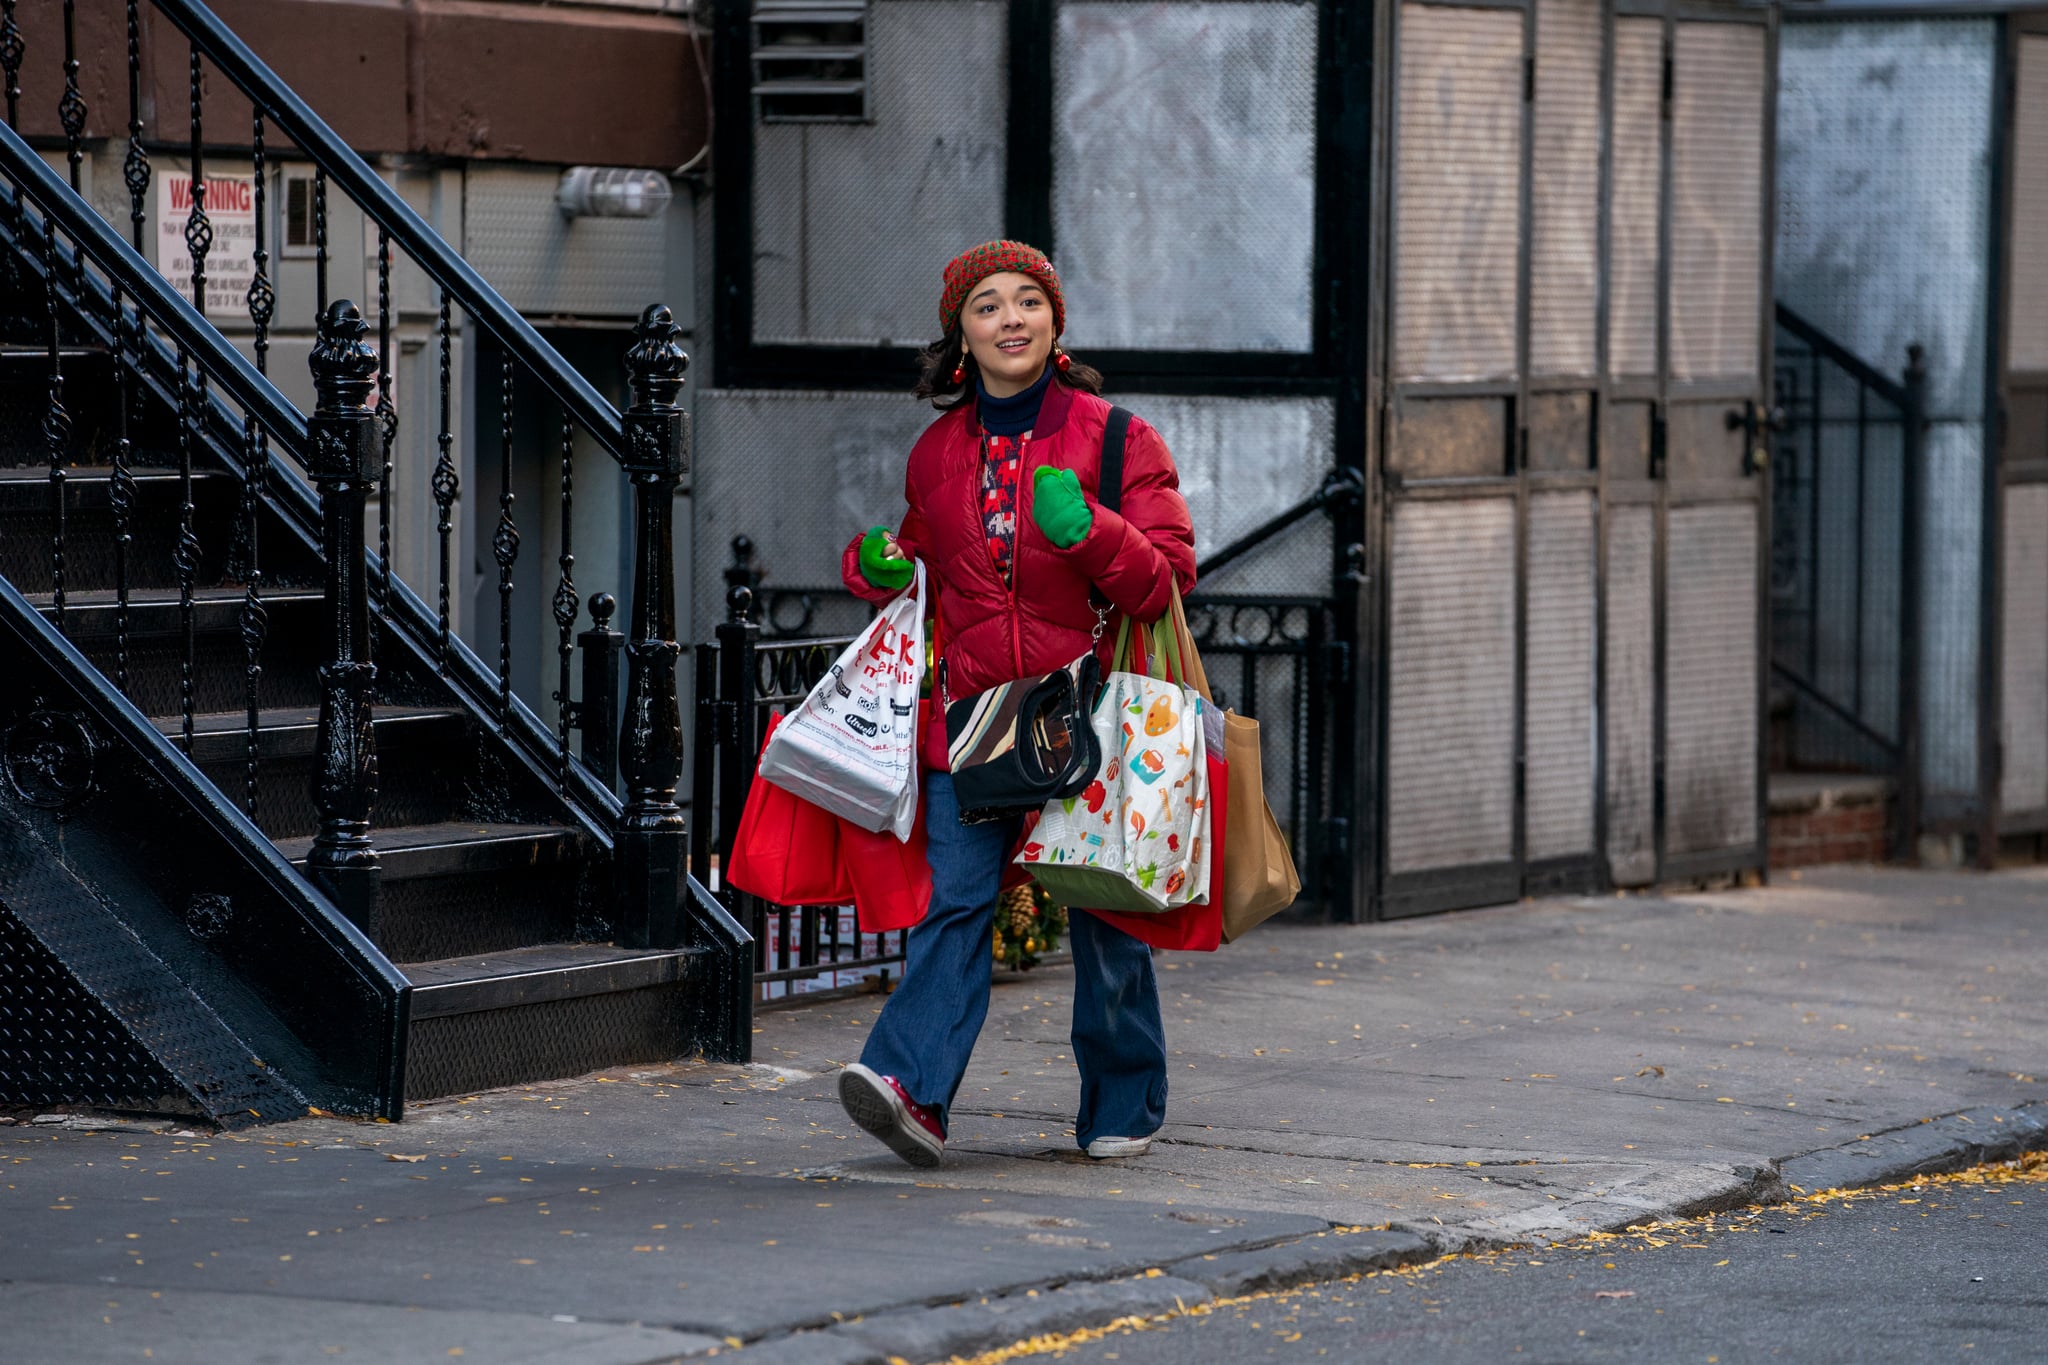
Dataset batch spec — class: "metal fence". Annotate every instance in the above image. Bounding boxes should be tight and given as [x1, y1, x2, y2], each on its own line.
[1769, 304, 1925, 853]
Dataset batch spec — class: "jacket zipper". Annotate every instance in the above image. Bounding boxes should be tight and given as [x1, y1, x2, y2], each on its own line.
[1006, 437, 1028, 678]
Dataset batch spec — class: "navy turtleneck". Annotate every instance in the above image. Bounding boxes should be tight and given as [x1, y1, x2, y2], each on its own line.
[976, 365, 1054, 438]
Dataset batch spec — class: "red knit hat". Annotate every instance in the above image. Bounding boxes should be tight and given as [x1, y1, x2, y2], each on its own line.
[938, 240, 1066, 337]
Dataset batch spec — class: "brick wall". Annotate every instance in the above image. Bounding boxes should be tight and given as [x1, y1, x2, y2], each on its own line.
[1769, 796, 1893, 869]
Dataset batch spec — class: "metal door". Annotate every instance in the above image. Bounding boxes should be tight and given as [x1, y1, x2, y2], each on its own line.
[1376, 0, 1772, 916]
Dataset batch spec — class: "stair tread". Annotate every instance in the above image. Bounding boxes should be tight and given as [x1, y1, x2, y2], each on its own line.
[152, 703, 459, 737]
[273, 820, 572, 865]
[402, 941, 682, 984]
[402, 941, 691, 1020]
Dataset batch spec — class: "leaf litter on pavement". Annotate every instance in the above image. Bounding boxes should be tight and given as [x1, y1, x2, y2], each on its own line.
[924, 1150, 2048, 1365]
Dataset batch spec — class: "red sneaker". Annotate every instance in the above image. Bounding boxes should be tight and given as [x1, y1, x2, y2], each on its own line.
[838, 1062, 945, 1168]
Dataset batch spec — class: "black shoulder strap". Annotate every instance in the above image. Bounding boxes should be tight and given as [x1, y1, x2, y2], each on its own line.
[1099, 406, 1134, 515]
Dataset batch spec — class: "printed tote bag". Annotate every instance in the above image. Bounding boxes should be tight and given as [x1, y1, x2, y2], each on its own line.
[758, 561, 926, 840]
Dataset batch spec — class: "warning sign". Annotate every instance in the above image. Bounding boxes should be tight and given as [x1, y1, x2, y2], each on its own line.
[159, 172, 257, 318]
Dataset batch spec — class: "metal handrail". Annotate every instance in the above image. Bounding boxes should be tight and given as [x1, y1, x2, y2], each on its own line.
[0, 120, 626, 832]
[1196, 466, 1364, 580]
[1775, 303, 1914, 411]
[150, 0, 632, 461]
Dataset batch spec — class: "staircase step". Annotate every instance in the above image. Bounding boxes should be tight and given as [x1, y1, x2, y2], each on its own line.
[272, 820, 583, 881]
[403, 942, 688, 1020]
[35, 586, 321, 637]
[157, 704, 462, 765]
[400, 942, 697, 1100]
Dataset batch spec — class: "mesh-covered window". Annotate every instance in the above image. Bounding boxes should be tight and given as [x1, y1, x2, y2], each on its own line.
[752, 1, 1006, 346]
[1051, 2, 1318, 352]
[1609, 17, 1661, 379]
[2010, 35, 2048, 372]
[1394, 3, 1524, 383]
[1669, 21, 1765, 384]
[1529, 0, 1602, 379]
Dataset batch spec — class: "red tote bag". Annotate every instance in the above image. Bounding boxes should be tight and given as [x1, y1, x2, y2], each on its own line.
[1079, 744, 1226, 953]
[839, 806, 934, 933]
[725, 714, 856, 906]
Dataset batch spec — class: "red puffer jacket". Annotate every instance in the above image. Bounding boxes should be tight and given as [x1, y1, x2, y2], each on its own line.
[841, 381, 1196, 714]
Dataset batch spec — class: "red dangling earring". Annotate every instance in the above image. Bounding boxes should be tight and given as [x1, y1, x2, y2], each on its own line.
[950, 358, 966, 384]
[1053, 345, 1072, 374]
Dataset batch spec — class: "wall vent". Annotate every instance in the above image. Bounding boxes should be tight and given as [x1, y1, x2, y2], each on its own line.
[753, 1, 870, 124]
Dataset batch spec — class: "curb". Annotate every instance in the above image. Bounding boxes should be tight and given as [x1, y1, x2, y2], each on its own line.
[725, 1099, 2048, 1364]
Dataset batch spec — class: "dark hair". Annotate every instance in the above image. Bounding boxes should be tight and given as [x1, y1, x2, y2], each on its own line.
[913, 325, 1105, 410]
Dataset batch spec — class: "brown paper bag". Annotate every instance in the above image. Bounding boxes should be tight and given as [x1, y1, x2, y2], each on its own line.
[1161, 589, 1302, 941]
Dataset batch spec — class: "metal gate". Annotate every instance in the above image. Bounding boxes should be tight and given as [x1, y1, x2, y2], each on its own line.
[1375, 0, 1773, 916]
[1770, 305, 1926, 854]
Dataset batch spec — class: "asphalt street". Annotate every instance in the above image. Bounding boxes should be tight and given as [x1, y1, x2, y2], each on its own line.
[1005, 1157, 2048, 1365]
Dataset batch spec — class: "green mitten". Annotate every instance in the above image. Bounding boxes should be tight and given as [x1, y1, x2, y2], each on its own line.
[1031, 467, 1094, 549]
[858, 525, 914, 590]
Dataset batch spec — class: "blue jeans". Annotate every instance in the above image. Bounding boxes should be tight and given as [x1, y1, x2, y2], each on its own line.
[859, 771, 1168, 1149]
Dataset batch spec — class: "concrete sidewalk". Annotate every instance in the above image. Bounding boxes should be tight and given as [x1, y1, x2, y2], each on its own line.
[5, 866, 2046, 1364]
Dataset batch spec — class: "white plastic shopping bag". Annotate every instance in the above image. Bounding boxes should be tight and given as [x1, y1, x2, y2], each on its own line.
[758, 561, 925, 840]
[1017, 616, 1208, 911]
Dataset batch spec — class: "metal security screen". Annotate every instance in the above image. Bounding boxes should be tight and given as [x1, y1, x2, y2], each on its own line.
[1605, 502, 1657, 885]
[2001, 483, 2048, 820]
[1665, 504, 1759, 859]
[1393, 3, 1524, 382]
[1529, 0, 1601, 380]
[1669, 21, 1765, 383]
[1609, 17, 1661, 378]
[751, 0, 1007, 346]
[1524, 490, 1597, 862]
[1385, 498, 1518, 883]
[1052, 1, 1319, 352]
[2011, 35, 2048, 374]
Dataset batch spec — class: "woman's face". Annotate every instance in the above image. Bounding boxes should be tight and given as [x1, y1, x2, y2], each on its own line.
[960, 271, 1054, 398]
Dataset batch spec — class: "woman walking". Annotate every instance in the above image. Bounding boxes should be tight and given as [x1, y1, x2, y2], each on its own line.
[836, 240, 1196, 1168]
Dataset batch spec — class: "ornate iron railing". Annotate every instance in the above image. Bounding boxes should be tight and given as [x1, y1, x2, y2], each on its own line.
[691, 588, 909, 1004]
[0, 0, 720, 961]
[1770, 303, 1925, 857]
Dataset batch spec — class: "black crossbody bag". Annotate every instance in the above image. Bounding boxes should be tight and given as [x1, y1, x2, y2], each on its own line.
[941, 406, 1134, 824]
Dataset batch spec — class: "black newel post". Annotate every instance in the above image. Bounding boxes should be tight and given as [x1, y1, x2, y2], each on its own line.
[615, 304, 689, 949]
[307, 300, 382, 938]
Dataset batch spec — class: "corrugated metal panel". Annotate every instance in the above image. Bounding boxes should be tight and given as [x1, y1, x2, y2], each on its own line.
[1665, 504, 1758, 857]
[464, 166, 668, 317]
[2011, 35, 2048, 372]
[1530, 0, 1602, 379]
[1609, 18, 1661, 378]
[2000, 484, 2048, 816]
[1526, 491, 1597, 860]
[1605, 504, 1656, 885]
[753, 1, 1007, 346]
[1386, 498, 1518, 873]
[1394, 3, 1523, 383]
[1669, 21, 1765, 384]
[1054, 2, 1318, 353]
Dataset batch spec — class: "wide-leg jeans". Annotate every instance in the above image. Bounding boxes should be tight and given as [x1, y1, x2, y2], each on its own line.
[858, 771, 1168, 1149]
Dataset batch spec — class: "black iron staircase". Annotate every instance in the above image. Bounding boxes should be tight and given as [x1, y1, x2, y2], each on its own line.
[0, 0, 748, 1124]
